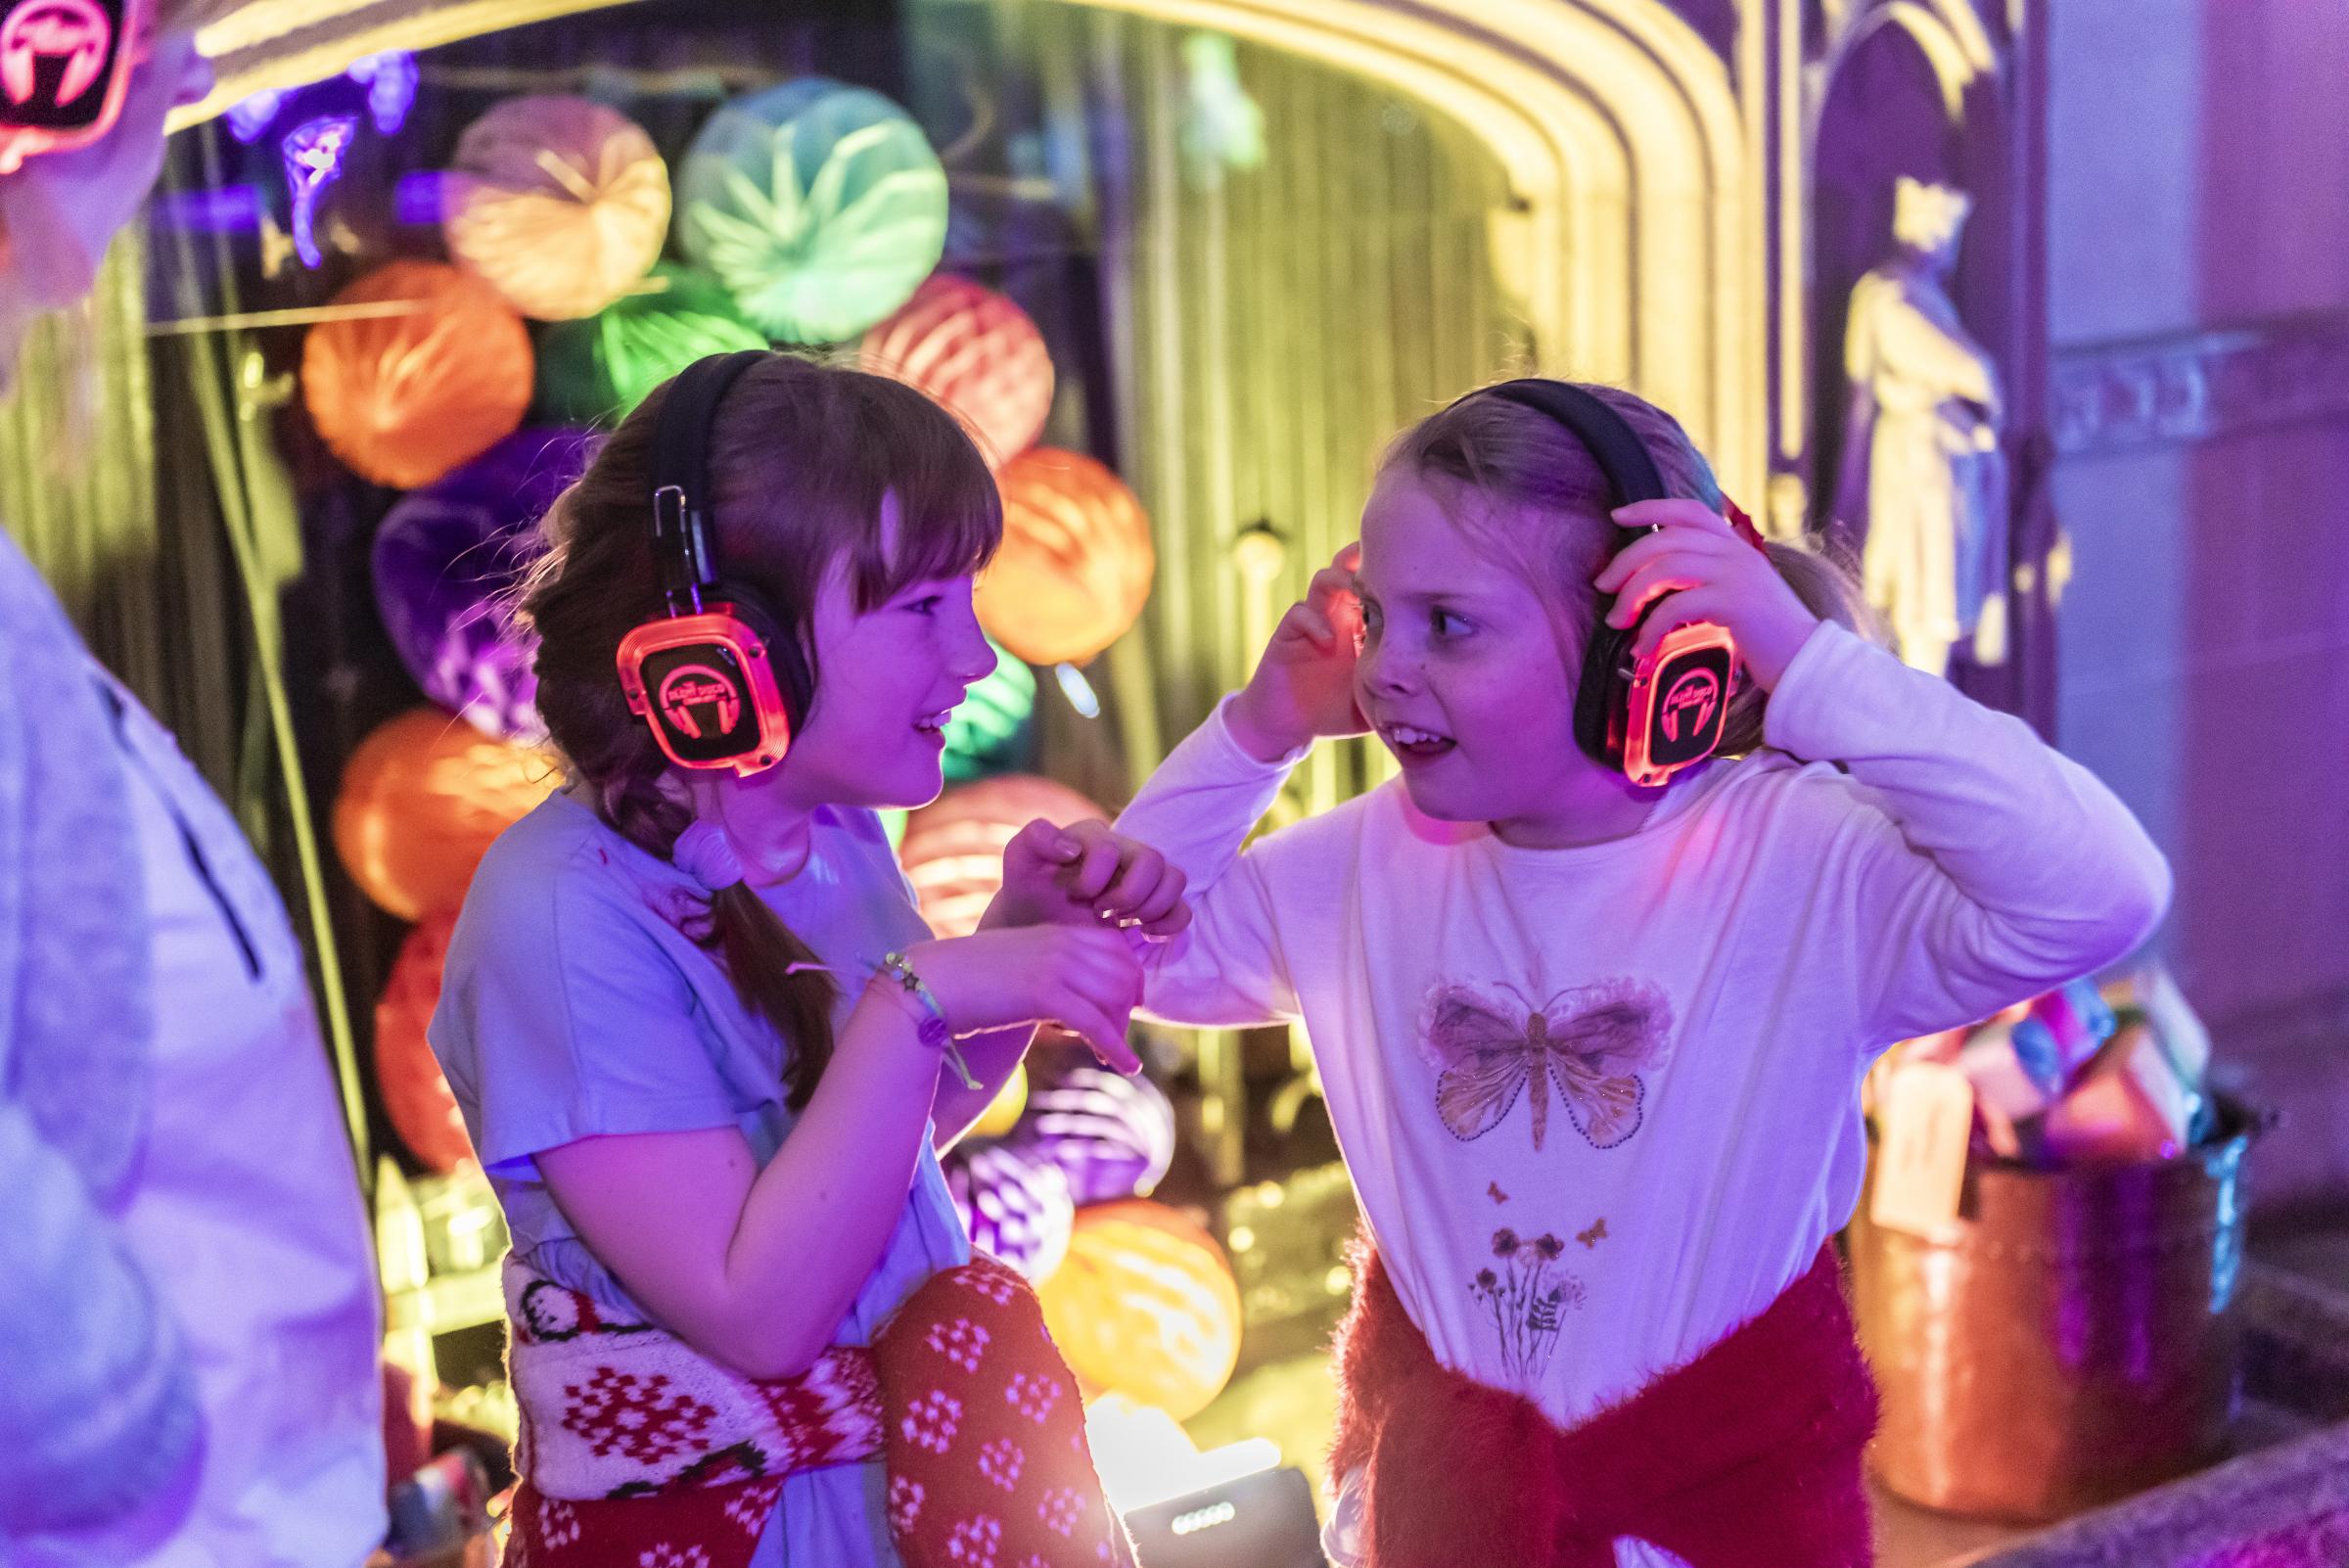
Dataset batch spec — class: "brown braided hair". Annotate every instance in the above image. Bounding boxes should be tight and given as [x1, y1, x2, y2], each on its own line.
[521, 353, 1000, 1106]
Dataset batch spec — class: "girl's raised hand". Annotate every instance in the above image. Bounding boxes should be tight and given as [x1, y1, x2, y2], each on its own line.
[1593, 500, 1820, 691]
[1227, 544, 1371, 762]
[990, 818, 1191, 938]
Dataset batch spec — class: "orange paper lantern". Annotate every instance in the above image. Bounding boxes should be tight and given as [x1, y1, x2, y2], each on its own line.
[859, 274, 1054, 468]
[1036, 1199, 1242, 1422]
[897, 773, 1107, 938]
[332, 708, 558, 921]
[301, 260, 533, 487]
[443, 95, 672, 321]
[978, 448, 1155, 667]
[374, 914, 475, 1173]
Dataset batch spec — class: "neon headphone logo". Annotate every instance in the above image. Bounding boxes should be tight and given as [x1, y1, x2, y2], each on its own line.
[0, 0, 112, 110]
[1659, 668, 1722, 744]
[658, 664, 740, 740]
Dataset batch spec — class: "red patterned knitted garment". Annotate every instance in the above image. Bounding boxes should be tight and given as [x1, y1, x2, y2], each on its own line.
[503, 1254, 1133, 1568]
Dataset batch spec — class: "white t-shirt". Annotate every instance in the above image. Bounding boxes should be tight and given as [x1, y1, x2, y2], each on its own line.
[23, 674, 387, 1568]
[1116, 622, 2169, 1568]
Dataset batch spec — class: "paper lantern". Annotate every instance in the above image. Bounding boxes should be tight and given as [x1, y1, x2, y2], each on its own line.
[443, 95, 671, 321]
[676, 78, 947, 343]
[302, 260, 533, 487]
[374, 914, 475, 1173]
[333, 708, 559, 921]
[979, 448, 1156, 667]
[944, 636, 1036, 783]
[1009, 1059, 1176, 1207]
[944, 1139, 1074, 1283]
[373, 427, 593, 741]
[1036, 1200, 1242, 1422]
[533, 264, 767, 426]
[859, 274, 1053, 468]
[972, 1060, 1029, 1140]
[897, 773, 1108, 938]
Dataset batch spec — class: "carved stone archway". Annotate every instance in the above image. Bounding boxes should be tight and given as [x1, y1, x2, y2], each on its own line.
[1064, 0, 1762, 497]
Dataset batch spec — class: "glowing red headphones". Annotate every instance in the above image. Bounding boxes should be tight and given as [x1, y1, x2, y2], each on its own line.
[0, 0, 145, 174]
[616, 350, 812, 776]
[1473, 380, 1753, 788]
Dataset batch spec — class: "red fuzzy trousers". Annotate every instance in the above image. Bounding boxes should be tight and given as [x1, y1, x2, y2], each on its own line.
[1328, 1238, 1880, 1568]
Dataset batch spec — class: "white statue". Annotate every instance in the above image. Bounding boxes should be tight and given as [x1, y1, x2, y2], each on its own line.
[1838, 177, 2008, 676]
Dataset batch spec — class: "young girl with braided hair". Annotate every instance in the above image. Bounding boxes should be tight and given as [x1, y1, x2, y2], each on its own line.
[432, 353, 1186, 1567]
[1113, 380, 2169, 1567]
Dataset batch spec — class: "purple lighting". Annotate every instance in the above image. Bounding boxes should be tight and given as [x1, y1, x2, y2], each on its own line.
[149, 184, 262, 231]
[281, 114, 356, 268]
[225, 88, 284, 143]
[345, 50, 416, 136]
[392, 169, 447, 227]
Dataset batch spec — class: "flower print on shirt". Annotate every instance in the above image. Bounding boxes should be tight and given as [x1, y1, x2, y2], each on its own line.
[1468, 1226, 1587, 1384]
[1416, 977, 1675, 1152]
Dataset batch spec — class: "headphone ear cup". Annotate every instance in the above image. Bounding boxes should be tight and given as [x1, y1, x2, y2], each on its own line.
[711, 582, 810, 731]
[1576, 612, 1635, 765]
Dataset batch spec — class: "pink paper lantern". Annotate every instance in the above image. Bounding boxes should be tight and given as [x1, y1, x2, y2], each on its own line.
[859, 274, 1053, 469]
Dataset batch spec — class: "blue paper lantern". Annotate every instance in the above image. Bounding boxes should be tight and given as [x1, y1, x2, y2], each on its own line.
[676, 78, 947, 344]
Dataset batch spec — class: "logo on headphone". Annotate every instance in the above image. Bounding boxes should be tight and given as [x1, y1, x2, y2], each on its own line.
[1, 0, 112, 109]
[1660, 668, 1722, 744]
[658, 664, 739, 740]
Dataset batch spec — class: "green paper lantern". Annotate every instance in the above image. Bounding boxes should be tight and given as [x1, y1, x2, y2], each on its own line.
[676, 78, 947, 344]
[533, 265, 766, 426]
[944, 637, 1036, 783]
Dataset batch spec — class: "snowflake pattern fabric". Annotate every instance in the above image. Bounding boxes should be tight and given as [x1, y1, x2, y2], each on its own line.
[873, 1255, 1138, 1568]
[501, 1251, 1133, 1568]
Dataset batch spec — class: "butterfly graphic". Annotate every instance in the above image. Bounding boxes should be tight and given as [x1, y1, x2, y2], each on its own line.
[1417, 978, 1674, 1152]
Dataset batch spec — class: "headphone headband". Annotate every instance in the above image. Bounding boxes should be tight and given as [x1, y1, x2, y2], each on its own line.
[617, 349, 806, 776]
[649, 348, 768, 612]
[1473, 379, 1668, 509]
[1456, 378, 1734, 787]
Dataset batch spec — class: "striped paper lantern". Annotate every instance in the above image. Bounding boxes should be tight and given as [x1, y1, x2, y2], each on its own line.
[979, 447, 1156, 667]
[442, 95, 670, 320]
[944, 1139, 1074, 1283]
[1036, 1200, 1242, 1421]
[897, 773, 1106, 939]
[374, 914, 476, 1173]
[860, 274, 1053, 468]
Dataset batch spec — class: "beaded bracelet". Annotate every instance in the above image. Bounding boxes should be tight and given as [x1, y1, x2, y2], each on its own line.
[790, 952, 980, 1089]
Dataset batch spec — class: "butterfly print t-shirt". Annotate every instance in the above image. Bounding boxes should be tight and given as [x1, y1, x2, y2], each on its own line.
[1117, 622, 2168, 1566]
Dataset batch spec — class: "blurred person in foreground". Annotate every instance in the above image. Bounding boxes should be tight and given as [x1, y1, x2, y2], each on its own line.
[0, 3, 385, 1563]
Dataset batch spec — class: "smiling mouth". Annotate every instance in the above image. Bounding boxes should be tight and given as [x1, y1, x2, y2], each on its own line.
[913, 711, 952, 736]
[1378, 721, 1456, 761]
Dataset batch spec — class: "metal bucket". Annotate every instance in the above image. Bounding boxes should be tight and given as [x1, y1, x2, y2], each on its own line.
[1848, 1096, 2263, 1522]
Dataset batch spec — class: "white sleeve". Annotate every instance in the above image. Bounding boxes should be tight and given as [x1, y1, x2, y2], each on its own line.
[1114, 698, 1307, 1029]
[1763, 621, 2172, 1048]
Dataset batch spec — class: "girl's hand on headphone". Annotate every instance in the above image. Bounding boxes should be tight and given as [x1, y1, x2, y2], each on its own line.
[1228, 544, 1371, 762]
[990, 818, 1192, 939]
[1593, 500, 1820, 692]
[903, 928, 1144, 1074]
